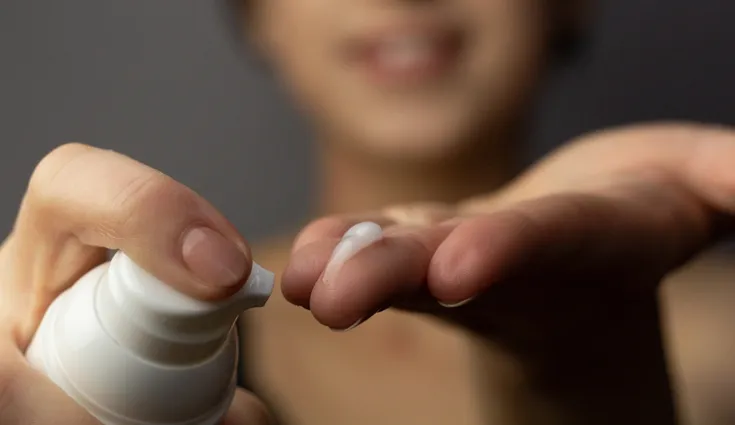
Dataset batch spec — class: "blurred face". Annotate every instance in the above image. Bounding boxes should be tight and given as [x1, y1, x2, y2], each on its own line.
[247, 0, 552, 163]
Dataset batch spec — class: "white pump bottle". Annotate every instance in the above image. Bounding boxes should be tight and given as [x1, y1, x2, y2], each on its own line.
[26, 251, 274, 425]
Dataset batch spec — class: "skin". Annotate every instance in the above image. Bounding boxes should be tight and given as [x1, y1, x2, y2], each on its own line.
[241, 1, 568, 423]
[0, 144, 270, 425]
[241, 2, 735, 424]
[281, 123, 735, 425]
[1, 2, 733, 425]
[3, 125, 735, 425]
[247, 0, 550, 163]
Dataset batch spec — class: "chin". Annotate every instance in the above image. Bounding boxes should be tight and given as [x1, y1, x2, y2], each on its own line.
[381, 137, 466, 164]
[355, 112, 487, 165]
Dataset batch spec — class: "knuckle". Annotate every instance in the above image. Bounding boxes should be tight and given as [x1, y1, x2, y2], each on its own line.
[25, 142, 192, 240]
[307, 216, 350, 236]
[106, 171, 188, 235]
[294, 216, 351, 249]
[26, 142, 95, 205]
[111, 169, 176, 214]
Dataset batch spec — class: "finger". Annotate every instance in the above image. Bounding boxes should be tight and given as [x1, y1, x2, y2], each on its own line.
[283, 204, 458, 307]
[482, 123, 735, 212]
[291, 214, 396, 254]
[302, 222, 456, 330]
[0, 341, 100, 425]
[284, 214, 400, 308]
[221, 389, 271, 425]
[290, 202, 457, 253]
[429, 181, 713, 307]
[4, 143, 251, 344]
[437, 124, 735, 306]
[282, 238, 338, 308]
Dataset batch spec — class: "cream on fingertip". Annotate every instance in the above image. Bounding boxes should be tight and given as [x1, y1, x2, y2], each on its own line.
[343, 221, 383, 239]
[322, 222, 383, 283]
[331, 317, 365, 332]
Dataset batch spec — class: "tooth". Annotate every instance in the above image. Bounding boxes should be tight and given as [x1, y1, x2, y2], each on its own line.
[378, 37, 434, 70]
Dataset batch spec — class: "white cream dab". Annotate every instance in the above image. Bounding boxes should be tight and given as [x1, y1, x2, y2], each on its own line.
[322, 221, 383, 283]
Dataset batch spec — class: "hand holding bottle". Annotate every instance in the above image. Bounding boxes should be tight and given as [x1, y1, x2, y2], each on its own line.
[0, 143, 270, 425]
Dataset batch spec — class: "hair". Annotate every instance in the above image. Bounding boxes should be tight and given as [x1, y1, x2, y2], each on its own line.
[220, 0, 246, 45]
[219, 0, 587, 61]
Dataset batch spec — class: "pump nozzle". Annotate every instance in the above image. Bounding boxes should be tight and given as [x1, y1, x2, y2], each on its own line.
[97, 251, 274, 364]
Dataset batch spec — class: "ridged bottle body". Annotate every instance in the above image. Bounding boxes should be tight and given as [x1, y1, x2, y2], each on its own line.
[25, 252, 267, 425]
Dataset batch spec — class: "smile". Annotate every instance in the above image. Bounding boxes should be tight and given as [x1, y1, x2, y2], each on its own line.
[345, 23, 464, 87]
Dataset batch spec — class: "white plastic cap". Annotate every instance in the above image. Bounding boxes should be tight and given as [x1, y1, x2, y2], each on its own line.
[96, 251, 275, 364]
[27, 251, 275, 425]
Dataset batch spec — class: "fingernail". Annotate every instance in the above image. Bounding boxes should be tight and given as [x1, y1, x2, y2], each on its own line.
[438, 296, 476, 308]
[332, 317, 364, 332]
[181, 227, 248, 287]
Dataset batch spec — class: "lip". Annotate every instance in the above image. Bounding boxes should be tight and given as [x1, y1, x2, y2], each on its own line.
[343, 20, 464, 87]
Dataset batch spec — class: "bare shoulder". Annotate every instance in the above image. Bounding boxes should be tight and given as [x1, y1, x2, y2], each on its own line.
[662, 247, 735, 338]
[241, 233, 487, 425]
[664, 247, 735, 299]
[661, 248, 735, 423]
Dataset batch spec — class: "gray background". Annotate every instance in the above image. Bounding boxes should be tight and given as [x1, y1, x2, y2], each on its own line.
[2, 0, 735, 242]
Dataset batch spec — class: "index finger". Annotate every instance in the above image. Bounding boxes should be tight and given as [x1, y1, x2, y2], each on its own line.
[282, 212, 459, 329]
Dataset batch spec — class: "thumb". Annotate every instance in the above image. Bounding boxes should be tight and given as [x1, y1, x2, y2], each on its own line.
[2, 143, 252, 346]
